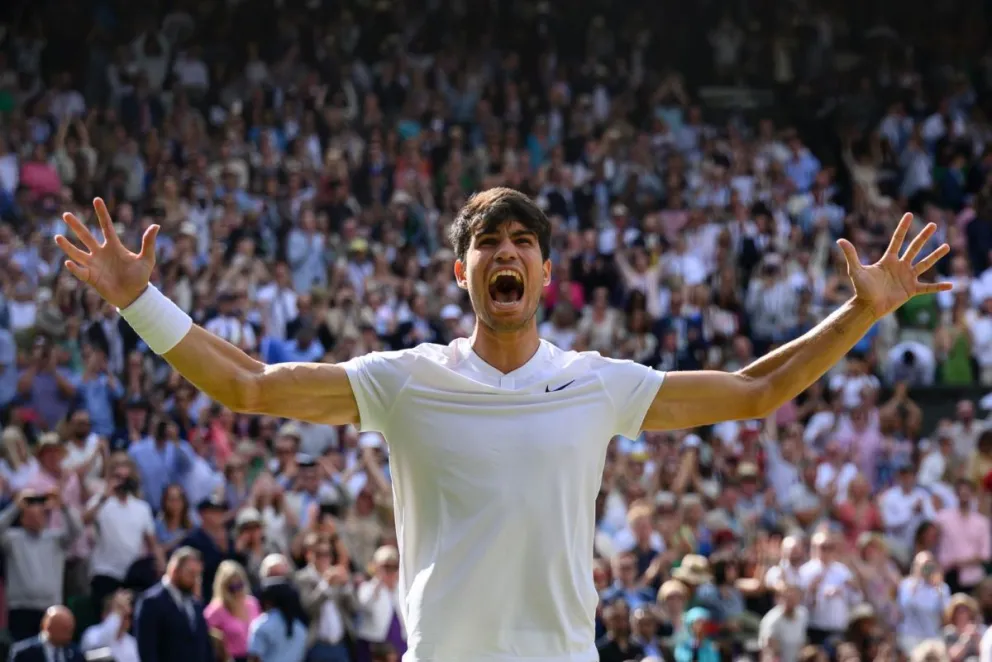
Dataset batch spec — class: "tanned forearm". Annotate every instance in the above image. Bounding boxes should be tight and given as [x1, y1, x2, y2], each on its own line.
[742, 297, 876, 414]
[162, 325, 265, 410]
[646, 298, 879, 430]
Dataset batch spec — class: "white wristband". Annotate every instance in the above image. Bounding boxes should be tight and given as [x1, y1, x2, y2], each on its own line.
[118, 285, 193, 355]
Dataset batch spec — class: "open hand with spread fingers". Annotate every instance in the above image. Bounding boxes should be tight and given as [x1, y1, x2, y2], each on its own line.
[54, 197, 161, 310]
[837, 213, 953, 319]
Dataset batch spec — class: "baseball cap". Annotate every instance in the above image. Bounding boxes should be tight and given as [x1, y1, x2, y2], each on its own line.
[196, 495, 229, 512]
[235, 507, 262, 530]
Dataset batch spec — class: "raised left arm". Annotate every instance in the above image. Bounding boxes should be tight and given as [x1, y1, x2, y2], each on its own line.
[641, 213, 951, 432]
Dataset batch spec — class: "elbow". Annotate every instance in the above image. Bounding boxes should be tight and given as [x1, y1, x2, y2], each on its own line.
[225, 366, 266, 414]
[736, 374, 778, 420]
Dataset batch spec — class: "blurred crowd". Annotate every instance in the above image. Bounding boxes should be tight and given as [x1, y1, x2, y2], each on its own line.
[5, 0, 992, 661]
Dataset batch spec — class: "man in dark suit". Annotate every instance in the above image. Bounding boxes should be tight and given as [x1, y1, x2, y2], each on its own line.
[9, 606, 85, 662]
[133, 546, 214, 662]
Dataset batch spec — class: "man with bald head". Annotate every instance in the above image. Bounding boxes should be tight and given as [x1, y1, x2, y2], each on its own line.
[9, 605, 85, 662]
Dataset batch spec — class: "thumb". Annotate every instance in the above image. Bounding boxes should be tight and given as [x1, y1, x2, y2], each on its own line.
[836, 238, 862, 272]
[139, 224, 160, 266]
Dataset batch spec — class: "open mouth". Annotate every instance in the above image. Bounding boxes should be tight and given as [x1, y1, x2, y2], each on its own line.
[488, 269, 525, 307]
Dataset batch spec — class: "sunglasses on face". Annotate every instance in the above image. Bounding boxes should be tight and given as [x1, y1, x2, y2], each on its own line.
[228, 582, 244, 593]
[382, 564, 399, 572]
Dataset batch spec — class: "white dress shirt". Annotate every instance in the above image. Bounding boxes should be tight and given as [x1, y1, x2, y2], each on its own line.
[317, 582, 346, 644]
[81, 612, 139, 662]
[798, 559, 859, 632]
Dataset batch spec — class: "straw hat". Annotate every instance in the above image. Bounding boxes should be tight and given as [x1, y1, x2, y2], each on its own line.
[672, 555, 712, 585]
[945, 593, 979, 624]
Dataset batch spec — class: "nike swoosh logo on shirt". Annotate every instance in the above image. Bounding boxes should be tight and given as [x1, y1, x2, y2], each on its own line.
[545, 380, 575, 393]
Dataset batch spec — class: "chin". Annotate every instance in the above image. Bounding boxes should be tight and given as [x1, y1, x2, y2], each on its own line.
[480, 297, 536, 332]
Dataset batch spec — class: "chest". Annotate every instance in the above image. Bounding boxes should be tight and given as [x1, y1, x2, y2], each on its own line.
[386, 384, 614, 497]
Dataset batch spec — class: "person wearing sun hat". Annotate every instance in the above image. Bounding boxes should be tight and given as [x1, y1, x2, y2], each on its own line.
[944, 593, 983, 660]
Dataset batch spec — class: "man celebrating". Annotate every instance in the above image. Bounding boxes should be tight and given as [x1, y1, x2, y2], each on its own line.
[56, 190, 950, 662]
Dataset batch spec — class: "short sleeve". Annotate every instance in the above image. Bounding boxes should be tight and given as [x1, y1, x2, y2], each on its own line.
[596, 358, 665, 439]
[340, 350, 414, 433]
[140, 502, 155, 535]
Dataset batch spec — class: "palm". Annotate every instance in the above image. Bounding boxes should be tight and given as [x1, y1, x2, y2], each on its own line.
[838, 213, 951, 319]
[54, 198, 160, 309]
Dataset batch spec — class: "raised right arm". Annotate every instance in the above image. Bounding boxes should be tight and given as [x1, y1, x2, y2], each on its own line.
[161, 325, 358, 425]
[55, 198, 359, 427]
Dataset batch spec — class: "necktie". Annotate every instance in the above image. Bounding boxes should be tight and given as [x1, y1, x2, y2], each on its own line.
[184, 597, 195, 628]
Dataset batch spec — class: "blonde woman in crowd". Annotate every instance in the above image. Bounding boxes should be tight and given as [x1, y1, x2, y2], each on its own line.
[0, 426, 38, 491]
[205, 560, 261, 662]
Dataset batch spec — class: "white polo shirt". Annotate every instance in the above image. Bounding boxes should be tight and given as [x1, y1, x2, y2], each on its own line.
[343, 338, 664, 662]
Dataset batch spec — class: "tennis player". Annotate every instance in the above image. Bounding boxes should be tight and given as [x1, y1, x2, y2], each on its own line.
[56, 189, 949, 662]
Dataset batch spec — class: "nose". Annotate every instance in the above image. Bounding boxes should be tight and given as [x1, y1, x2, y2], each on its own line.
[493, 235, 516, 262]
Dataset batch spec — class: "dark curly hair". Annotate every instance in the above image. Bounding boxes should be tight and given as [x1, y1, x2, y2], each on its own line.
[447, 187, 551, 262]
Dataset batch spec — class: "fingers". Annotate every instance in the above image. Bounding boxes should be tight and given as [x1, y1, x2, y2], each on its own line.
[836, 238, 861, 271]
[54, 235, 91, 264]
[62, 212, 100, 251]
[885, 213, 913, 258]
[93, 198, 121, 247]
[902, 222, 937, 263]
[63, 260, 91, 284]
[916, 281, 954, 295]
[138, 224, 160, 266]
[913, 243, 950, 276]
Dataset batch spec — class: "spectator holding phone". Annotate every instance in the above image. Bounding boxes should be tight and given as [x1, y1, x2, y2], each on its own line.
[897, 552, 952, 655]
[0, 485, 82, 642]
[354, 546, 405, 662]
[85, 454, 163, 614]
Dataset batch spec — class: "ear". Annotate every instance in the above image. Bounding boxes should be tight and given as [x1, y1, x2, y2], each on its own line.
[454, 259, 468, 290]
[542, 259, 552, 287]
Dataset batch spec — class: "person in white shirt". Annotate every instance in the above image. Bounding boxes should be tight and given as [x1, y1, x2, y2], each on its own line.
[295, 532, 354, 661]
[81, 589, 139, 662]
[84, 460, 163, 613]
[57, 192, 951, 662]
[759, 584, 809, 662]
[355, 546, 405, 658]
[896, 552, 951, 655]
[798, 532, 860, 645]
[881, 466, 939, 566]
[918, 434, 953, 488]
[765, 535, 805, 592]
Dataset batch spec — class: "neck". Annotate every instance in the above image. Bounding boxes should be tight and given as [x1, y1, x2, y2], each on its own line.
[470, 323, 540, 374]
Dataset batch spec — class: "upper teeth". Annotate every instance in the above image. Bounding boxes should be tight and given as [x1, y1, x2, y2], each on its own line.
[489, 270, 523, 286]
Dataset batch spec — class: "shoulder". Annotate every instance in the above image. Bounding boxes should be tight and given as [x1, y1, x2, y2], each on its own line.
[137, 583, 168, 607]
[249, 611, 272, 634]
[203, 601, 223, 620]
[10, 637, 41, 655]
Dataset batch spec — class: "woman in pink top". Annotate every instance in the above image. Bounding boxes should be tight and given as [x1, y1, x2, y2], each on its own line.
[204, 560, 260, 662]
